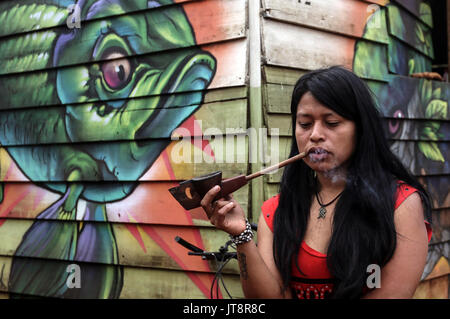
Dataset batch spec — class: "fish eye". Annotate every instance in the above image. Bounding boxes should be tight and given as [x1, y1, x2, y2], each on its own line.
[388, 109, 404, 135]
[100, 50, 132, 90]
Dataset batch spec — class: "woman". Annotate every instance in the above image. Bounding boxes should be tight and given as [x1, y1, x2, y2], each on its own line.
[200, 66, 432, 299]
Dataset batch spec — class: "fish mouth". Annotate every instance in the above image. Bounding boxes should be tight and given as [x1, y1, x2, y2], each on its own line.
[134, 51, 216, 146]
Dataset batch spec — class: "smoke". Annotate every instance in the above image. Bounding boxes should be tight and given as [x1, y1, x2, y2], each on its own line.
[310, 154, 348, 185]
[322, 166, 348, 184]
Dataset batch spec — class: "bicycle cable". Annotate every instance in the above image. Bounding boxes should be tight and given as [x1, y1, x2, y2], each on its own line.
[211, 256, 234, 299]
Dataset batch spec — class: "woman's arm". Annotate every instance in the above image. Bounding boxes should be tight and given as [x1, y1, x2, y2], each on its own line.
[362, 192, 429, 298]
[201, 186, 291, 298]
[236, 212, 292, 298]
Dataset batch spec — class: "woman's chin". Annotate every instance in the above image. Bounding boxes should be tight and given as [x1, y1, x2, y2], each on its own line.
[307, 161, 347, 177]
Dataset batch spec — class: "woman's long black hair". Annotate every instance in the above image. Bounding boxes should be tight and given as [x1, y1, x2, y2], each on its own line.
[272, 66, 432, 298]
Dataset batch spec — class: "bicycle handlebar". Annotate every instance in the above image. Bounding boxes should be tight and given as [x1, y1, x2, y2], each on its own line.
[174, 222, 258, 299]
[188, 251, 237, 261]
[174, 236, 204, 253]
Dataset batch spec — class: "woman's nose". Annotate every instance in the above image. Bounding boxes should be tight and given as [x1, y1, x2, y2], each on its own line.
[310, 123, 325, 142]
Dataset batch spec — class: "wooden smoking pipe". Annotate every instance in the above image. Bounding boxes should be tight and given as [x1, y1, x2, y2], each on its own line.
[169, 152, 307, 210]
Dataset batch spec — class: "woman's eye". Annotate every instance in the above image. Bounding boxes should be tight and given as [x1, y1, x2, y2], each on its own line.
[326, 122, 339, 127]
[101, 51, 131, 90]
[299, 123, 311, 128]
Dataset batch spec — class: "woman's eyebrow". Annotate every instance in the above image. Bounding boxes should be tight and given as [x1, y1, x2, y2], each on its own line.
[296, 112, 311, 118]
[296, 112, 336, 118]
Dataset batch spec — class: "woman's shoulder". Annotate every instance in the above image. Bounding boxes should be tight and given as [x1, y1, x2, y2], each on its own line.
[262, 193, 280, 211]
[394, 181, 418, 210]
[395, 180, 432, 242]
[261, 194, 280, 232]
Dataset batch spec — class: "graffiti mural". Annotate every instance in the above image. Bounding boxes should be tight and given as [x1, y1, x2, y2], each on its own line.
[0, 0, 217, 298]
[0, 0, 447, 299]
[260, 0, 448, 297]
[353, 1, 449, 283]
[354, 1, 449, 207]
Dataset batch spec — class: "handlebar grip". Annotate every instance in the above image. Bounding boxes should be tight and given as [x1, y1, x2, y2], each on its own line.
[175, 236, 204, 253]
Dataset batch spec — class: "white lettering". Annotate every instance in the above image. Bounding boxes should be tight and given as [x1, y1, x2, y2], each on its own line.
[366, 264, 381, 289]
[66, 264, 81, 288]
[66, 4, 81, 29]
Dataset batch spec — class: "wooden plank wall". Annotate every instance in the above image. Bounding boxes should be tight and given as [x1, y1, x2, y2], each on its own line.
[0, 0, 447, 299]
[261, 0, 449, 298]
[0, 0, 248, 298]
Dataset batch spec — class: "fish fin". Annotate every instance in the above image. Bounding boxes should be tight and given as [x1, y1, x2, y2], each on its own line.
[67, 202, 123, 298]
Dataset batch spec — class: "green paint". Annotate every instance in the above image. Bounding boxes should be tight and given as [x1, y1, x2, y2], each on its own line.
[354, 3, 447, 168]
[1, 0, 216, 299]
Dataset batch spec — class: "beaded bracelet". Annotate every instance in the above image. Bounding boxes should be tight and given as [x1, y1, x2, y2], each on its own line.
[229, 220, 254, 245]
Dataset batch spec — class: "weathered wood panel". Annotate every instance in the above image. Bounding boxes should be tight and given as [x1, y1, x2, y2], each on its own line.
[203, 85, 247, 104]
[0, 219, 242, 274]
[354, 2, 435, 79]
[0, 0, 198, 37]
[0, 0, 249, 300]
[120, 267, 242, 299]
[259, 0, 448, 300]
[263, 65, 307, 85]
[262, 0, 388, 43]
[202, 38, 248, 89]
[414, 274, 449, 299]
[0, 0, 446, 300]
[0, 38, 247, 111]
[263, 83, 293, 114]
[386, 4, 434, 59]
[352, 40, 390, 81]
[388, 36, 432, 75]
[0, 255, 243, 298]
[265, 113, 292, 137]
[382, 120, 450, 142]
[264, 80, 449, 121]
[0, 137, 249, 182]
[264, 183, 280, 202]
[0, 0, 246, 75]
[262, 19, 355, 72]
[361, 0, 389, 5]
[0, 181, 250, 226]
[265, 112, 450, 142]
[393, 0, 433, 28]
[0, 99, 247, 146]
[428, 209, 450, 242]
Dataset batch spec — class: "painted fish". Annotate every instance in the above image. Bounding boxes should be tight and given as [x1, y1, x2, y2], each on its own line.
[0, 0, 216, 298]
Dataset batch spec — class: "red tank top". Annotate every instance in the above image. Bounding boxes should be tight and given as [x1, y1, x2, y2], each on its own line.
[261, 183, 432, 299]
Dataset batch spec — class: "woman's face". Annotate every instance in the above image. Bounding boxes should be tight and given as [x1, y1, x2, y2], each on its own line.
[295, 92, 357, 173]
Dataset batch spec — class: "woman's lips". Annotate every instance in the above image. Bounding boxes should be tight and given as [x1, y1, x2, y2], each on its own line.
[307, 147, 329, 162]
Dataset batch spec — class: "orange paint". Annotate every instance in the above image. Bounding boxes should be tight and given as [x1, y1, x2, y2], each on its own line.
[180, 0, 226, 45]
[201, 39, 247, 89]
[141, 224, 219, 298]
[0, 0, 232, 299]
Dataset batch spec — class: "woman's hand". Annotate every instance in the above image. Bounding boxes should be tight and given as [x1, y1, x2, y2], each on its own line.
[200, 185, 246, 236]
